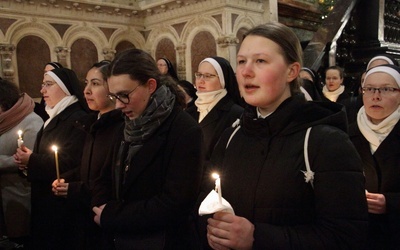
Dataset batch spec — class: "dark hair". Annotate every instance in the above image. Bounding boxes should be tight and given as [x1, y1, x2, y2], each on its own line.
[108, 49, 186, 108]
[177, 80, 197, 100]
[325, 65, 344, 79]
[0, 79, 20, 112]
[91, 60, 111, 81]
[243, 22, 302, 95]
[159, 57, 179, 81]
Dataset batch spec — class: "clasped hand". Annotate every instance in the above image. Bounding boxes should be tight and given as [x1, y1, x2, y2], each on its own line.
[93, 204, 106, 226]
[13, 145, 32, 170]
[52, 179, 69, 197]
[207, 212, 254, 250]
[366, 190, 386, 214]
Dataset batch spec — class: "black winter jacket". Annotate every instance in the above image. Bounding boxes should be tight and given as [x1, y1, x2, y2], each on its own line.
[199, 95, 368, 250]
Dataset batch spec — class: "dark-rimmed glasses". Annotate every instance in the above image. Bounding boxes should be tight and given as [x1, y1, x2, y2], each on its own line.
[361, 87, 400, 96]
[107, 85, 140, 104]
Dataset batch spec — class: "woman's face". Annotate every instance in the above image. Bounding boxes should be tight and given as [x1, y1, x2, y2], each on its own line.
[195, 62, 222, 92]
[157, 59, 168, 75]
[84, 67, 114, 114]
[325, 69, 343, 91]
[236, 35, 298, 115]
[108, 74, 156, 120]
[363, 72, 400, 124]
[40, 74, 67, 108]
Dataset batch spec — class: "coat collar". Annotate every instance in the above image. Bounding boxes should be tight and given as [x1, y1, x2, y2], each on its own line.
[199, 95, 235, 126]
[43, 103, 83, 132]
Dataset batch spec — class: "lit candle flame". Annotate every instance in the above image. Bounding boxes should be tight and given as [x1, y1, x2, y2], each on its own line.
[212, 172, 222, 204]
[17, 130, 23, 139]
[52, 145, 60, 181]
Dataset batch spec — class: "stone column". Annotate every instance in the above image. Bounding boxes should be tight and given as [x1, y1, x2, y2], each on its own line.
[102, 48, 116, 61]
[176, 43, 186, 80]
[264, 0, 278, 22]
[0, 44, 16, 82]
[55, 46, 70, 67]
[217, 35, 239, 69]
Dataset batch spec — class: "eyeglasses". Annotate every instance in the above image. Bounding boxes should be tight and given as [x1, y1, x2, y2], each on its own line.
[194, 72, 218, 80]
[41, 81, 56, 89]
[361, 87, 400, 96]
[106, 85, 140, 104]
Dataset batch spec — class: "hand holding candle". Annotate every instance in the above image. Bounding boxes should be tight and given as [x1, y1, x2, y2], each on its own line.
[198, 172, 234, 215]
[52, 145, 60, 182]
[17, 130, 24, 148]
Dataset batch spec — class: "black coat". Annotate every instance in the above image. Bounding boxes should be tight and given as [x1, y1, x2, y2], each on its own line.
[186, 95, 243, 159]
[27, 102, 87, 249]
[67, 109, 124, 249]
[92, 106, 205, 250]
[349, 120, 400, 250]
[199, 95, 368, 249]
[321, 90, 360, 124]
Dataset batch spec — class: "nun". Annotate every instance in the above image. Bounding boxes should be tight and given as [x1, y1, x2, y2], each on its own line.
[14, 68, 89, 249]
[349, 64, 400, 250]
[186, 56, 244, 159]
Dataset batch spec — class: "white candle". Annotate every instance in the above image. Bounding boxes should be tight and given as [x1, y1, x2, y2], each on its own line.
[212, 173, 222, 205]
[52, 145, 60, 182]
[17, 130, 23, 148]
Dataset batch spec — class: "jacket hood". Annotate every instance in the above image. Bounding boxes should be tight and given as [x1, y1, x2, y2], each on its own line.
[241, 94, 348, 138]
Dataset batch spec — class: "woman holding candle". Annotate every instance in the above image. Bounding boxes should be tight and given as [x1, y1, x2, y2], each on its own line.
[51, 60, 124, 249]
[0, 79, 43, 248]
[349, 64, 400, 250]
[199, 22, 368, 249]
[91, 48, 205, 249]
[14, 68, 88, 249]
[186, 56, 244, 160]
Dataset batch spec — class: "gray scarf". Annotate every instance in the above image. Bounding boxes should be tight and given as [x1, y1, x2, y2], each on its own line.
[124, 84, 175, 164]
